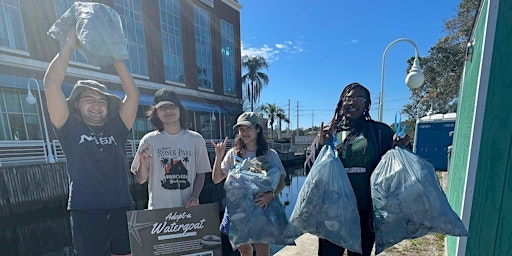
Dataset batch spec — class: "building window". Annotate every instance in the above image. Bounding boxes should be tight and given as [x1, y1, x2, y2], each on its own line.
[199, 0, 214, 8]
[53, 0, 89, 63]
[132, 105, 152, 140]
[193, 5, 213, 90]
[0, 88, 42, 141]
[199, 113, 213, 139]
[159, 0, 184, 84]
[221, 20, 235, 95]
[114, 0, 148, 76]
[0, 0, 27, 50]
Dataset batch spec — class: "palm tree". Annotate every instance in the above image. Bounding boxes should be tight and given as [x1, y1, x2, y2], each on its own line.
[241, 55, 269, 111]
[261, 103, 288, 140]
[276, 111, 290, 139]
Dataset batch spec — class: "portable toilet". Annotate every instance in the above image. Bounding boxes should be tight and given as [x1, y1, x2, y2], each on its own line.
[413, 113, 456, 171]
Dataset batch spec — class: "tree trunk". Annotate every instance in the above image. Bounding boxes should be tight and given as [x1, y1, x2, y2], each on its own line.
[277, 118, 282, 139]
[250, 82, 254, 112]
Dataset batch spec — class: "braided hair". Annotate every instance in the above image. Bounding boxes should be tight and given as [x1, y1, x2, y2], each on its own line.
[332, 82, 372, 133]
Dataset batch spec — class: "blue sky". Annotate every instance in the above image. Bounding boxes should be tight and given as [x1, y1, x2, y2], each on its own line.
[239, 0, 461, 129]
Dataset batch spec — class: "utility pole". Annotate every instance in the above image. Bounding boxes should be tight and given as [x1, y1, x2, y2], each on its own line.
[296, 101, 299, 136]
[312, 111, 314, 129]
[287, 99, 291, 132]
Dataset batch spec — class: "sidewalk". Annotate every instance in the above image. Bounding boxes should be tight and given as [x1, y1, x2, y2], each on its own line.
[274, 233, 318, 256]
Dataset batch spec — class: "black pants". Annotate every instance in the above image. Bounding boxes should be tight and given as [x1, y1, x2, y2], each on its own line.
[318, 209, 375, 256]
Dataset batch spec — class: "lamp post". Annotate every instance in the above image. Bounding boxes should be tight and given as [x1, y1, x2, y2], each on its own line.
[378, 38, 425, 122]
[26, 78, 56, 163]
[211, 107, 222, 140]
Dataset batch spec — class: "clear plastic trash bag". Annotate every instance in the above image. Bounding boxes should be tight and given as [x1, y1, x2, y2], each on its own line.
[371, 146, 468, 254]
[290, 144, 362, 253]
[224, 157, 298, 249]
[48, 2, 128, 66]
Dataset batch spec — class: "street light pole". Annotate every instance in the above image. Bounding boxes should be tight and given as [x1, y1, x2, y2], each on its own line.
[26, 78, 56, 163]
[378, 38, 425, 122]
[211, 107, 222, 140]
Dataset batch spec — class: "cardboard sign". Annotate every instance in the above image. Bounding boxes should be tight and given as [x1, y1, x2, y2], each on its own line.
[127, 203, 222, 256]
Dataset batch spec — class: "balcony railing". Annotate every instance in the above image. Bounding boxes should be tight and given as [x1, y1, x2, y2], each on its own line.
[1, 138, 235, 167]
[1, 137, 313, 167]
[0, 141, 49, 167]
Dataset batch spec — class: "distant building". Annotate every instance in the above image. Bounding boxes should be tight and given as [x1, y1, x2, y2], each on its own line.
[0, 0, 243, 166]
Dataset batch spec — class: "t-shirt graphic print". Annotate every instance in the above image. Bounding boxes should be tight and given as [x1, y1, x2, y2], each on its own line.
[160, 157, 191, 190]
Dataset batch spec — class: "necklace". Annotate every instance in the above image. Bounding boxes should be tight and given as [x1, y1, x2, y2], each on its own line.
[85, 123, 105, 151]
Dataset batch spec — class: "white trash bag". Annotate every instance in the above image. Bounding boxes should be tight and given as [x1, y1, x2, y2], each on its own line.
[371, 146, 468, 254]
[290, 144, 362, 253]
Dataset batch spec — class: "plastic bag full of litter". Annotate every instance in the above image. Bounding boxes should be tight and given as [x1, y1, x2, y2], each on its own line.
[371, 146, 468, 254]
[48, 2, 128, 66]
[290, 143, 362, 253]
[224, 156, 298, 249]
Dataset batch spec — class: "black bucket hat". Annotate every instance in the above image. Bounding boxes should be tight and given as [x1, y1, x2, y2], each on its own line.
[66, 80, 122, 114]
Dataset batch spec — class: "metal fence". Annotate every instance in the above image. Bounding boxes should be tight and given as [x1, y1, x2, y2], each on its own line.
[1, 136, 310, 167]
[1, 139, 236, 167]
[0, 141, 49, 167]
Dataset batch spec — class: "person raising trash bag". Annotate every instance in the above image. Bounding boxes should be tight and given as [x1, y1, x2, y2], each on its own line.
[303, 82, 409, 256]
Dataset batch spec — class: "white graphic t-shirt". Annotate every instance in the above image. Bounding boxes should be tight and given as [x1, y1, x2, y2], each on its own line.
[134, 130, 211, 209]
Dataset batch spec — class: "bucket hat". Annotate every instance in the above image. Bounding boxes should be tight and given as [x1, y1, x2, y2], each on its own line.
[66, 80, 122, 114]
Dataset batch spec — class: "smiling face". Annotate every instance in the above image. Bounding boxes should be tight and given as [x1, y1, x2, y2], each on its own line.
[342, 87, 368, 121]
[237, 125, 260, 146]
[75, 89, 108, 125]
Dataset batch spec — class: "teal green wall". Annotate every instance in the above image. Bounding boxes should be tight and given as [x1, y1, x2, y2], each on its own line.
[466, 0, 512, 254]
[447, 0, 512, 255]
[446, 0, 488, 254]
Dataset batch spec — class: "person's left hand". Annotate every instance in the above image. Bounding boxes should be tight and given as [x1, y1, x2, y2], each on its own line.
[254, 191, 274, 209]
[393, 133, 411, 147]
[185, 195, 199, 208]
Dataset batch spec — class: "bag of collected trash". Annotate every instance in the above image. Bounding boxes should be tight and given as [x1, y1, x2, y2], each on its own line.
[371, 146, 468, 254]
[290, 143, 362, 253]
[224, 156, 298, 249]
[219, 206, 230, 235]
[48, 2, 128, 66]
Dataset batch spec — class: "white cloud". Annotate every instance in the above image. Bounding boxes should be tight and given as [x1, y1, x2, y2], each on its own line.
[344, 39, 359, 45]
[241, 39, 305, 63]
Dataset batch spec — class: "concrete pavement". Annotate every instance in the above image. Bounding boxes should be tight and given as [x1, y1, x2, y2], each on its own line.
[274, 233, 318, 256]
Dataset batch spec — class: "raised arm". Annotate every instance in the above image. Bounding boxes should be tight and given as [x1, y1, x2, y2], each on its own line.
[43, 31, 77, 129]
[114, 61, 139, 129]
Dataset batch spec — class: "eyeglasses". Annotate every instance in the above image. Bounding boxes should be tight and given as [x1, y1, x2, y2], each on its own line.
[343, 96, 367, 104]
[80, 96, 108, 107]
